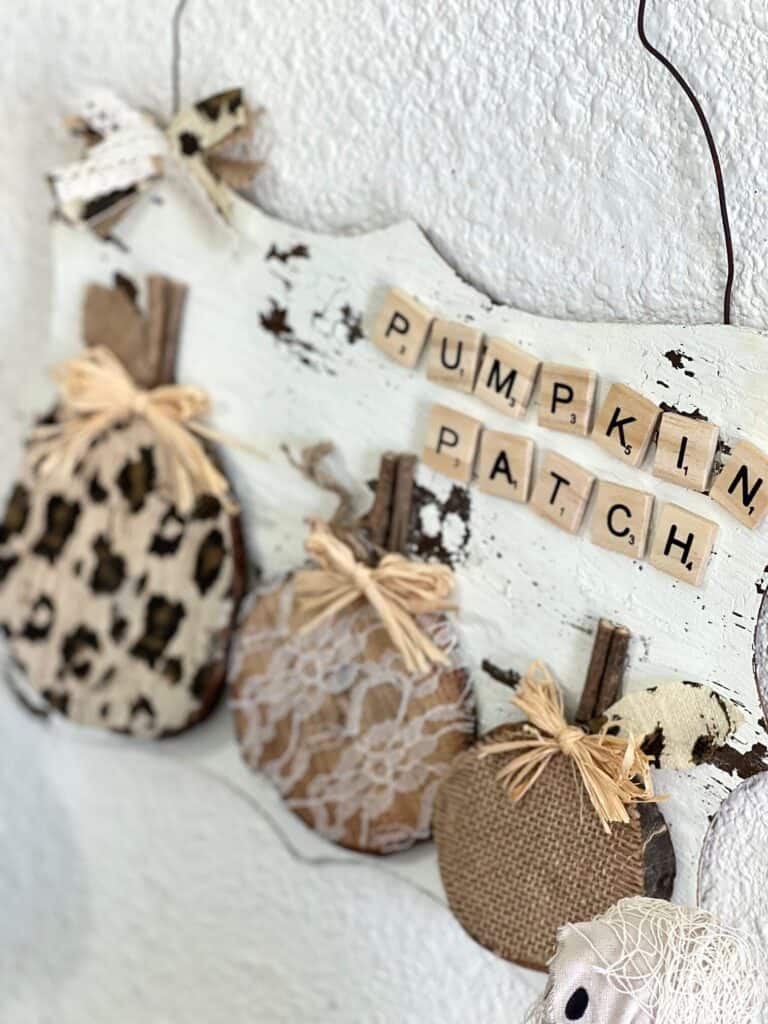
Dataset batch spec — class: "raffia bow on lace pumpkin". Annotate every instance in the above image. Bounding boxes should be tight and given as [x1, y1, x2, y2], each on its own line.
[231, 451, 476, 855]
[0, 275, 247, 738]
[49, 88, 263, 233]
[433, 624, 676, 972]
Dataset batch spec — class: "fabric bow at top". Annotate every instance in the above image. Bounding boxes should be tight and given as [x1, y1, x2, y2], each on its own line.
[31, 346, 237, 514]
[293, 521, 456, 675]
[49, 88, 262, 233]
[479, 662, 658, 831]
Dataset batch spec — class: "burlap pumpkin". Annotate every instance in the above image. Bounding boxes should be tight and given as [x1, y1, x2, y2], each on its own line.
[433, 632, 675, 971]
[231, 452, 476, 854]
[434, 723, 675, 971]
[0, 275, 247, 737]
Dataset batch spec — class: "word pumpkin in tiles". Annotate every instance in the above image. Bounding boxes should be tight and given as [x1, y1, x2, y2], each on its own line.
[433, 622, 676, 971]
[372, 289, 768, 589]
[0, 275, 247, 737]
[231, 452, 475, 854]
[526, 897, 762, 1024]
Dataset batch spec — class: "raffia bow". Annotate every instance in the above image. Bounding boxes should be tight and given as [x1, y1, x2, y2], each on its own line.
[50, 88, 262, 232]
[479, 661, 658, 832]
[30, 346, 252, 514]
[293, 521, 455, 674]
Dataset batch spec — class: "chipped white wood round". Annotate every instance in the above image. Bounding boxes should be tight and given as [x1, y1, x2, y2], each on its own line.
[46, 181, 768, 907]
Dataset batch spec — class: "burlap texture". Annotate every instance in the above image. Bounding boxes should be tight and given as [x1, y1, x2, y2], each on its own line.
[433, 723, 675, 971]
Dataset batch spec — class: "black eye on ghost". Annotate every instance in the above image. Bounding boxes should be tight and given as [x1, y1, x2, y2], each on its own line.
[565, 987, 589, 1020]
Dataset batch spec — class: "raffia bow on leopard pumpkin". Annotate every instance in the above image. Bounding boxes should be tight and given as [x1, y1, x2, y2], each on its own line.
[231, 450, 476, 855]
[0, 274, 248, 738]
[49, 88, 263, 233]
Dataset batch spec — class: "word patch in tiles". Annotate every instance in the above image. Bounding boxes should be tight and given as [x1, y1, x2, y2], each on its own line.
[372, 288, 768, 587]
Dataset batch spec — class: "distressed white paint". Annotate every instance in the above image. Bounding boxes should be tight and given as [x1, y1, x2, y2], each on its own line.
[45, 182, 768, 911]
[3, 2, 768, 1016]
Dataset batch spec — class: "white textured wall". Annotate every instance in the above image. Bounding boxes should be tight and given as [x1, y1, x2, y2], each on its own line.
[5, 0, 768, 384]
[2, 2, 768, 1021]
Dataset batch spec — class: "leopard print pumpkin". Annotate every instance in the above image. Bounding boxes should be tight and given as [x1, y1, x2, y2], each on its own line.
[0, 414, 246, 737]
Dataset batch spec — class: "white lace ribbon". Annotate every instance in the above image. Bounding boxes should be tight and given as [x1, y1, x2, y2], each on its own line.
[49, 87, 257, 229]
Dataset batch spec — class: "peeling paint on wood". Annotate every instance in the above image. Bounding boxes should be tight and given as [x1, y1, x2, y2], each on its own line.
[46, 182, 768, 906]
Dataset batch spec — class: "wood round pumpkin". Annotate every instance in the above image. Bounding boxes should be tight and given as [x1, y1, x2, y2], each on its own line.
[231, 575, 475, 854]
[433, 722, 676, 971]
[0, 417, 246, 737]
[0, 274, 247, 738]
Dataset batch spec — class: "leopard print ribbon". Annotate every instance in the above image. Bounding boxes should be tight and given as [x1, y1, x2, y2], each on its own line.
[49, 88, 262, 233]
[294, 521, 455, 674]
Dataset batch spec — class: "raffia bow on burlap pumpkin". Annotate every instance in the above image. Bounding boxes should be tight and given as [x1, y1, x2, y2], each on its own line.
[479, 661, 657, 832]
[433, 622, 676, 972]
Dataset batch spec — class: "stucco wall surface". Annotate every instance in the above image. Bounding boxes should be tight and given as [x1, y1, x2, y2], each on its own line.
[1, 2, 767, 1021]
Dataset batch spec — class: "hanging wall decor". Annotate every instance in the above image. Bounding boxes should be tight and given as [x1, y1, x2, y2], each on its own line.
[42, 95, 768, 897]
[432, 630, 676, 970]
[0, 275, 247, 737]
[231, 452, 475, 854]
[525, 896, 762, 1024]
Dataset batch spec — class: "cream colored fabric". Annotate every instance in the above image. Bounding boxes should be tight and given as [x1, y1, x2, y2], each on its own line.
[0, 416, 240, 737]
[528, 897, 762, 1024]
[603, 682, 741, 770]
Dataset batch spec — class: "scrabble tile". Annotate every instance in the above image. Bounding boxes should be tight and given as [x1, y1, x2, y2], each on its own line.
[426, 319, 484, 393]
[476, 430, 535, 503]
[530, 452, 595, 534]
[648, 502, 718, 586]
[473, 337, 541, 419]
[538, 363, 597, 436]
[592, 383, 660, 467]
[652, 412, 719, 492]
[371, 288, 432, 368]
[422, 403, 482, 484]
[590, 481, 654, 559]
[710, 440, 768, 529]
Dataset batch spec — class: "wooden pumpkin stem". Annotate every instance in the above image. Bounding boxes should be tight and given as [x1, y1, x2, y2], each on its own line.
[576, 619, 631, 724]
[367, 452, 417, 554]
[388, 454, 417, 554]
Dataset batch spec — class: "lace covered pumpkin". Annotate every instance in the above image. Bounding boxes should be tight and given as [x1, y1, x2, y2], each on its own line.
[0, 276, 247, 737]
[232, 576, 473, 853]
[232, 453, 475, 854]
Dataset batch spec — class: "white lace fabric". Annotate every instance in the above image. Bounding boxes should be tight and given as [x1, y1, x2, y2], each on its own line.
[231, 577, 475, 853]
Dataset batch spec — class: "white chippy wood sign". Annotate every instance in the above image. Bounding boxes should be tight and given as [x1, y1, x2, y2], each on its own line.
[45, 178, 768, 904]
